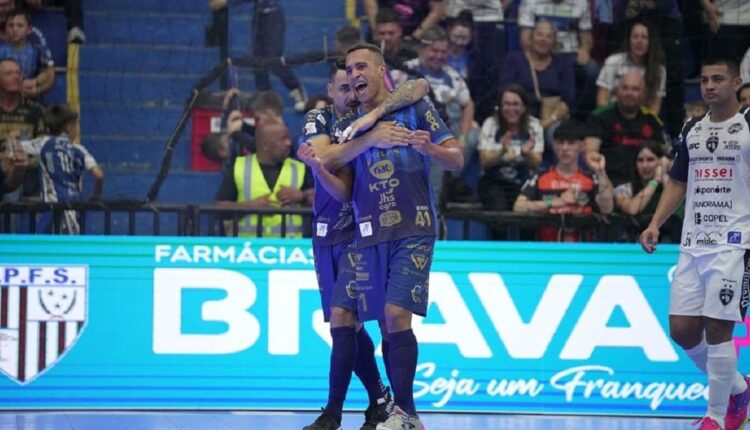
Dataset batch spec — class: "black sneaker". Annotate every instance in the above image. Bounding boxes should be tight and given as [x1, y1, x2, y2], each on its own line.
[303, 410, 341, 430]
[360, 387, 393, 430]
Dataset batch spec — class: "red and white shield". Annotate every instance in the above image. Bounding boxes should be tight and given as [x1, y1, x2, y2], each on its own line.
[0, 265, 88, 385]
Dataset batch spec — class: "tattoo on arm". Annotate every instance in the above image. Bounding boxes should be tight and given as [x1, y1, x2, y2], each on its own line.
[382, 79, 427, 115]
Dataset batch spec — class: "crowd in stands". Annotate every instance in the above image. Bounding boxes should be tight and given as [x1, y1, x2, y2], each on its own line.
[2, 0, 748, 241]
[202, 0, 750, 242]
[0, 0, 93, 231]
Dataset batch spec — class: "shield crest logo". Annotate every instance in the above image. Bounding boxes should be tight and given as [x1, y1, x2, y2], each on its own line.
[720, 287, 734, 306]
[706, 135, 719, 153]
[0, 265, 87, 385]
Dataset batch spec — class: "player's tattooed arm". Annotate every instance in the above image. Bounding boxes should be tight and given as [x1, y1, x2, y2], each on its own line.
[340, 78, 429, 141]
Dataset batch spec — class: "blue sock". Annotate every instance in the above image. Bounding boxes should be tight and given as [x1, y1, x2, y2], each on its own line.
[325, 326, 356, 423]
[381, 339, 392, 387]
[354, 327, 388, 405]
[388, 328, 418, 415]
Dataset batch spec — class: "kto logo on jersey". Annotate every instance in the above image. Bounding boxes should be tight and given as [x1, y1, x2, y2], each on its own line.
[694, 167, 733, 180]
[0, 266, 87, 385]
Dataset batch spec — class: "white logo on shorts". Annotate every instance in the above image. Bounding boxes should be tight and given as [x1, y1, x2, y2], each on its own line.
[359, 222, 373, 237]
[316, 222, 328, 237]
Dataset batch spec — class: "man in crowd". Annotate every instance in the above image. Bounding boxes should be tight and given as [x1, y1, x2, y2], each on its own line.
[584, 71, 668, 186]
[214, 118, 313, 237]
[514, 119, 613, 242]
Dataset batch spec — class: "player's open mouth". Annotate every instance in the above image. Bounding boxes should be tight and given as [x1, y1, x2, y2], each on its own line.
[355, 82, 368, 93]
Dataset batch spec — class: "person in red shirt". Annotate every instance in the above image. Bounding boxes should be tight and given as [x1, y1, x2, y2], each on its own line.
[513, 119, 614, 241]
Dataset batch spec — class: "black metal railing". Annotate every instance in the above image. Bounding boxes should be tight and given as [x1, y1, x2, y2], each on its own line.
[0, 201, 681, 243]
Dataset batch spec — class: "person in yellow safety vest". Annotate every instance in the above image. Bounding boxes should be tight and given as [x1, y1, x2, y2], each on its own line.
[215, 117, 314, 237]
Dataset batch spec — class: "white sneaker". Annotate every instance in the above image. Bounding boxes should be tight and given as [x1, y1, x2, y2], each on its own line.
[375, 406, 425, 430]
[68, 27, 86, 44]
[289, 87, 307, 113]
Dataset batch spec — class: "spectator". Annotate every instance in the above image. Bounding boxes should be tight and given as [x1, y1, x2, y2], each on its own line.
[614, 140, 669, 215]
[513, 119, 614, 242]
[214, 118, 314, 237]
[499, 20, 574, 129]
[741, 46, 750, 84]
[0, 57, 43, 200]
[20, 0, 85, 44]
[372, 7, 418, 68]
[596, 20, 666, 116]
[37, 104, 104, 234]
[208, 0, 308, 112]
[365, 0, 445, 40]
[0, 134, 27, 199]
[478, 84, 543, 211]
[302, 94, 331, 113]
[619, 0, 684, 138]
[684, 99, 708, 122]
[0, 9, 54, 98]
[203, 87, 285, 170]
[444, 12, 472, 80]
[334, 24, 361, 55]
[391, 26, 479, 205]
[738, 83, 750, 107]
[518, 0, 598, 120]
[613, 141, 681, 241]
[702, 0, 750, 62]
[445, 1, 507, 123]
[0, 0, 54, 94]
[584, 71, 668, 186]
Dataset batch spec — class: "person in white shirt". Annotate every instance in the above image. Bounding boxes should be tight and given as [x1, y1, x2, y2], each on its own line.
[640, 57, 750, 430]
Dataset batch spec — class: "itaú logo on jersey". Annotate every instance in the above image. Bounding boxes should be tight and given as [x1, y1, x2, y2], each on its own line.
[694, 167, 733, 179]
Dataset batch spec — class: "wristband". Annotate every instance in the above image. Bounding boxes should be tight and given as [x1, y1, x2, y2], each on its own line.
[543, 195, 554, 209]
[647, 179, 659, 189]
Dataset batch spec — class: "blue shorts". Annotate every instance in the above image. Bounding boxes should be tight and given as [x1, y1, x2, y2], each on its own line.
[355, 235, 435, 321]
[313, 239, 358, 322]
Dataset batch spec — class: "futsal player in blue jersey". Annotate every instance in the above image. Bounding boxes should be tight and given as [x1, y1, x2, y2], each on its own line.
[297, 58, 429, 430]
[343, 43, 464, 430]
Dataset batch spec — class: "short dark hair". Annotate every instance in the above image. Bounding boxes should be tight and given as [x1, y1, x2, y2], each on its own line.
[345, 43, 385, 65]
[375, 7, 400, 26]
[249, 91, 284, 117]
[420, 26, 447, 45]
[200, 132, 226, 163]
[45, 104, 79, 135]
[5, 9, 30, 25]
[335, 25, 361, 51]
[329, 56, 346, 81]
[702, 56, 740, 77]
[553, 119, 586, 142]
[737, 82, 750, 101]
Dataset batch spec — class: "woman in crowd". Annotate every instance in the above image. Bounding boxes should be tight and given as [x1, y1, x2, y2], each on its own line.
[596, 20, 666, 115]
[499, 20, 574, 130]
[614, 141, 668, 215]
[478, 84, 544, 211]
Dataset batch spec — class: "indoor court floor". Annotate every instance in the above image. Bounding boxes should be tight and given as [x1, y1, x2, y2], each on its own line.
[0, 410, 698, 430]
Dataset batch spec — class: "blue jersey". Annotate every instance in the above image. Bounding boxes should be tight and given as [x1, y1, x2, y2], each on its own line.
[349, 98, 452, 248]
[39, 135, 97, 203]
[302, 105, 356, 246]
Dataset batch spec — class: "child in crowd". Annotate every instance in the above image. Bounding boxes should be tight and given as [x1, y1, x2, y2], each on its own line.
[38, 104, 104, 234]
[0, 9, 54, 98]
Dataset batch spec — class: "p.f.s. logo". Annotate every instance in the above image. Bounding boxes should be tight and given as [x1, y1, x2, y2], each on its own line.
[0, 266, 87, 385]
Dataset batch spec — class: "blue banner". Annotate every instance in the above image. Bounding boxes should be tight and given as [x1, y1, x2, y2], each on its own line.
[0, 235, 748, 415]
